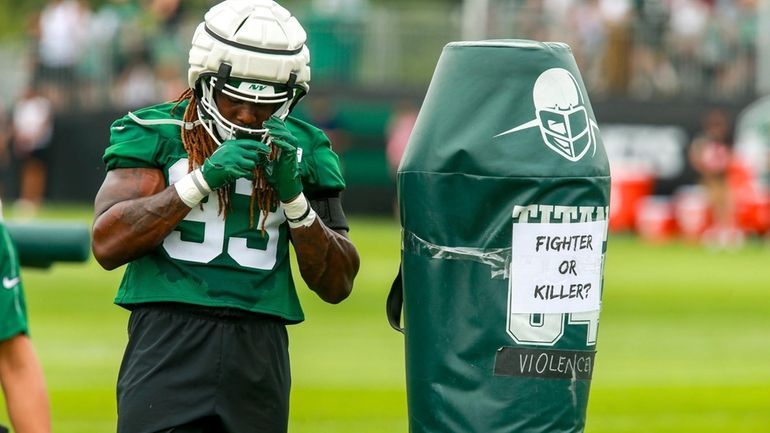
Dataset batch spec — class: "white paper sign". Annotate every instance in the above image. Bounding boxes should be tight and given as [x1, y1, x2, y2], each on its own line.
[510, 221, 606, 313]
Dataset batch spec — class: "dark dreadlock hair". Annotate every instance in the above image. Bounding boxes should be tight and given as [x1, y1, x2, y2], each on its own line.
[172, 88, 278, 231]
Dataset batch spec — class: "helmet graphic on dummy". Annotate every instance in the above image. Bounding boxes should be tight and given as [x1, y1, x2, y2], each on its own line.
[532, 68, 592, 161]
[187, 0, 311, 144]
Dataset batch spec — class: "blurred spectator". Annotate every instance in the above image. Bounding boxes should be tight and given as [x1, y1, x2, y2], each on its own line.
[92, 0, 142, 77]
[146, 0, 186, 88]
[629, 0, 679, 98]
[386, 100, 418, 177]
[503, 0, 759, 100]
[571, 0, 607, 92]
[386, 100, 419, 218]
[32, 0, 91, 110]
[0, 199, 51, 433]
[718, 0, 758, 98]
[148, 0, 184, 33]
[78, 0, 135, 108]
[599, 0, 633, 95]
[688, 108, 742, 248]
[112, 50, 158, 109]
[666, 0, 710, 96]
[155, 60, 188, 103]
[10, 86, 54, 218]
[733, 95, 770, 189]
[0, 0, 761, 110]
[305, 96, 350, 154]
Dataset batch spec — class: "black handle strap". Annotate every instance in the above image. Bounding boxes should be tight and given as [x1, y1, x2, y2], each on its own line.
[386, 265, 404, 333]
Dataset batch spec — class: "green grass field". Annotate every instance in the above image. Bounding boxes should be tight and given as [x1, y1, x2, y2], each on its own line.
[1, 206, 770, 432]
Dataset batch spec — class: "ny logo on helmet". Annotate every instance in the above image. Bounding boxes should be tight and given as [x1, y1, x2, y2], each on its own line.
[495, 68, 599, 162]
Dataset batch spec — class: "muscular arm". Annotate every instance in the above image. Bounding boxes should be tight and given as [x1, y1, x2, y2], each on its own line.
[289, 220, 359, 304]
[92, 168, 192, 270]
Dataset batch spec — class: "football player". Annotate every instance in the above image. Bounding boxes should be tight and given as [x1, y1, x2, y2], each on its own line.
[91, 1, 360, 432]
[0, 200, 50, 433]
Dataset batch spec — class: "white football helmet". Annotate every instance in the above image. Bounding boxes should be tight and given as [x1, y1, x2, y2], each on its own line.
[188, 0, 311, 144]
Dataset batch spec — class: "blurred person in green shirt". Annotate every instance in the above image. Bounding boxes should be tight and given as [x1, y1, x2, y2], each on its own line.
[0, 200, 50, 433]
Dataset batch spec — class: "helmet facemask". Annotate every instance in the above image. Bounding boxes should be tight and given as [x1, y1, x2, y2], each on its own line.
[537, 105, 590, 158]
[195, 64, 306, 145]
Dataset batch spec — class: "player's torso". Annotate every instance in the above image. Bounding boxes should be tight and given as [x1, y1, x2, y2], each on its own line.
[113, 102, 303, 321]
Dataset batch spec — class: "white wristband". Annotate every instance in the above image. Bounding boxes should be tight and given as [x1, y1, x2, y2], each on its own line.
[174, 168, 211, 208]
[281, 192, 317, 228]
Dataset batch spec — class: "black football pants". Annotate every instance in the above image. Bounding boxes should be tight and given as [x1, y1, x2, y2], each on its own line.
[116, 303, 291, 433]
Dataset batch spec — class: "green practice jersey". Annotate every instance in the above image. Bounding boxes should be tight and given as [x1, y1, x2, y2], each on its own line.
[0, 203, 28, 340]
[103, 101, 345, 322]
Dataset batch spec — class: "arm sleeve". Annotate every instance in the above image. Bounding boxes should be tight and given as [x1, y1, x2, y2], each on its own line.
[309, 196, 350, 232]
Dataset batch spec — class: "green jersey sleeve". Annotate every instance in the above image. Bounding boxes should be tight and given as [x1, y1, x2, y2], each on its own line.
[287, 117, 346, 197]
[0, 222, 28, 341]
[104, 116, 163, 170]
[103, 103, 187, 171]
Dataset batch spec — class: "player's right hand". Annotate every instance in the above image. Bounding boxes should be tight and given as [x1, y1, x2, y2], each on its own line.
[201, 139, 270, 189]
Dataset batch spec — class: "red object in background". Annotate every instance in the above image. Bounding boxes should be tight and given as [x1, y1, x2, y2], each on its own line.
[636, 196, 677, 243]
[610, 160, 770, 239]
[728, 160, 770, 235]
[609, 170, 654, 232]
[672, 186, 712, 241]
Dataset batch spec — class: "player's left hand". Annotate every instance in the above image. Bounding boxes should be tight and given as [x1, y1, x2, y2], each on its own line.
[264, 116, 303, 202]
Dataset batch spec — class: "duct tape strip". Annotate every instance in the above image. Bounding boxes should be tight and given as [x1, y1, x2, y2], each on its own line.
[403, 230, 511, 280]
